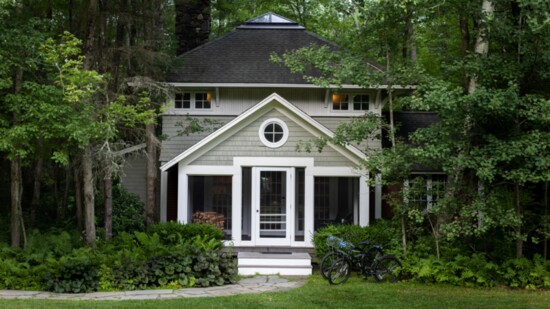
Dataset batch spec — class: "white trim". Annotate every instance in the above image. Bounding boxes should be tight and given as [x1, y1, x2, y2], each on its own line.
[160, 171, 167, 222]
[161, 92, 366, 171]
[258, 118, 289, 148]
[235, 157, 314, 168]
[167, 82, 416, 90]
[310, 166, 362, 177]
[253, 167, 294, 246]
[183, 165, 235, 175]
[375, 174, 382, 219]
[177, 163, 188, 224]
[359, 175, 369, 227]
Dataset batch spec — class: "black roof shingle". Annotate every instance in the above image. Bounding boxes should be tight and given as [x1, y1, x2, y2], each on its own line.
[167, 13, 382, 84]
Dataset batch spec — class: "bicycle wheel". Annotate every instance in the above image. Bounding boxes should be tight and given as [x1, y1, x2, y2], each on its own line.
[372, 254, 402, 283]
[328, 257, 351, 285]
[320, 252, 340, 280]
[361, 246, 384, 277]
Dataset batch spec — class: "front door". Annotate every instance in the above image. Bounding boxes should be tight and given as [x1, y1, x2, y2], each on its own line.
[253, 167, 293, 246]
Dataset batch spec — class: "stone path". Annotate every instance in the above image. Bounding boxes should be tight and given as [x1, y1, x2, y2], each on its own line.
[0, 276, 306, 301]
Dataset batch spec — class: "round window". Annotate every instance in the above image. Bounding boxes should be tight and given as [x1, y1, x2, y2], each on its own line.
[259, 118, 289, 148]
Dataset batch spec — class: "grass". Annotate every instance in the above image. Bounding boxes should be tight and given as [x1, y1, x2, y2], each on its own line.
[1, 274, 549, 309]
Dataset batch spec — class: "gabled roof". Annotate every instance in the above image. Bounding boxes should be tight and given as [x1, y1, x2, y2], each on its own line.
[160, 93, 366, 171]
[167, 13, 383, 84]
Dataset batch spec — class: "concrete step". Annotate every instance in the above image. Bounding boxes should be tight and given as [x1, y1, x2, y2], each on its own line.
[238, 252, 312, 276]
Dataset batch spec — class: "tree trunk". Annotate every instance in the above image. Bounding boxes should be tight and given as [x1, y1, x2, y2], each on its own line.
[515, 182, 523, 258]
[83, 0, 98, 70]
[103, 158, 112, 241]
[145, 123, 158, 228]
[10, 157, 23, 248]
[468, 0, 494, 94]
[82, 145, 96, 246]
[30, 144, 44, 227]
[175, 0, 211, 55]
[544, 181, 548, 260]
[73, 160, 83, 231]
[459, 14, 470, 92]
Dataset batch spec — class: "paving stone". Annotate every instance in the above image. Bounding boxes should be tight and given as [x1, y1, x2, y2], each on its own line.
[0, 275, 306, 301]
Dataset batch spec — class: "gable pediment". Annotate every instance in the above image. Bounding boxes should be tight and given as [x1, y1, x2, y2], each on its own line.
[160, 93, 365, 171]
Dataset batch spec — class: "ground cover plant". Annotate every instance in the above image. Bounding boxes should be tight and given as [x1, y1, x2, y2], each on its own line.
[0, 223, 237, 293]
[314, 223, 550, 289]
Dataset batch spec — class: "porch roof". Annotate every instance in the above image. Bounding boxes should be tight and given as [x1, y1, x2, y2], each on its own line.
[160, 93, 367, 171]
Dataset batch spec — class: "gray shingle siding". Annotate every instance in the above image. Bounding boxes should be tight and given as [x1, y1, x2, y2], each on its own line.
[120, 154, 147, 202]
[160, 115, 235, 162]
[189, 109, 356, 167]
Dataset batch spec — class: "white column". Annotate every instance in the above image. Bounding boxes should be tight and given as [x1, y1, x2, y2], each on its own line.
[304, 172, 314, 247]
[375, 173, 382, 219]
[160, 170, 167, 222]
[359, 175, 370, 226]
[178, 163, 188, 224]
[232, 168, 242, 243]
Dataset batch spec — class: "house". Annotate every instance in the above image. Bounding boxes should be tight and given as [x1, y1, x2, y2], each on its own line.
[123, 13, 412, 275]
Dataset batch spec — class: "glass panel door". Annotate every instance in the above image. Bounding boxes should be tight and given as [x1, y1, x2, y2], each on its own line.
[254, 168, 293, 246]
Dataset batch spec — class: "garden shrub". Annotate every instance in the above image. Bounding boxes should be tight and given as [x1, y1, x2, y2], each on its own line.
[0, 258, 42, 290]
[499, 255, 550, 289]
[110, 245, 237, 290]
[148, 222, 223, 245]
[96, 184, 145, 236]
[313, 221, 399, 259]
[43, 248, 100, 293]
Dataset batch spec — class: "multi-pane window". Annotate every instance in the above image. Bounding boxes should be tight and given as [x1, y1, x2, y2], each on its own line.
[263, 123, 284, 143]
[406, 174, 447, 209]
[352, 94, 369, 111]
[332, 93, 349, 110]
[259, 118, 289, 148]
[174, 91, 212, 110]
[331, 93, 369, 111]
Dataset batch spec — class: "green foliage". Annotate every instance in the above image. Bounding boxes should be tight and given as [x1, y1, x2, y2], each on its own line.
[313, 221, 400, 259]
[43, 248, 100, 293]
[499, 255, 550, 289]
[96, 184, 145, 236]
[148, 222, 224, 246]
[405, 253, 550, 290]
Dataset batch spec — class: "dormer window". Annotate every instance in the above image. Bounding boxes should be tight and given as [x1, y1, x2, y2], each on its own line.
[331, 93, 370, 112]
[175, 91, 212, 110]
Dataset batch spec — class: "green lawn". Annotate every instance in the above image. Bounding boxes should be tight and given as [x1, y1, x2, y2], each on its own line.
[1, 275, 549, 309]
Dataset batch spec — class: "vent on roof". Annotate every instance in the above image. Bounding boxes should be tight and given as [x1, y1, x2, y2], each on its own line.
[238, 12, 305, 30]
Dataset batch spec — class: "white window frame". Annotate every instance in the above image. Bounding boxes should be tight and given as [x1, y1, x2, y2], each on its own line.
[404, 174, 446, 210]
[331, 93, 370, 112]
[258, 118, 289, 148]
[174, 91, 213, 110]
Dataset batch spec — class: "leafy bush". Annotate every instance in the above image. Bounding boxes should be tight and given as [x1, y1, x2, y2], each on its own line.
[0, 258, 42, 290]
[43, 248, 100, 293]
[96, 184, 145, 236]
[499, 255, 550, 289]
[110, 246, 236, 290]
[148, 222, 224, 245]
[313, 221, 399, 258]
[404, 253, 550, 289]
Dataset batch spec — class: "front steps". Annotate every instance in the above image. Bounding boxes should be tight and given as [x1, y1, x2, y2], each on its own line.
[237, 252, 312, 276]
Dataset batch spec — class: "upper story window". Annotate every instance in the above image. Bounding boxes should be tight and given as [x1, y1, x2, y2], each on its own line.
[331, 93, 370, 112]
[175, 91, 212, 110]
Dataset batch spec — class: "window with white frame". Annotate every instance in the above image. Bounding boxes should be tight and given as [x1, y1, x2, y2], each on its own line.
[331, 93, 370, 112]
[175, 91, 212, 110]
[258, 118, 289, 148]
[405, 174, 447, 209]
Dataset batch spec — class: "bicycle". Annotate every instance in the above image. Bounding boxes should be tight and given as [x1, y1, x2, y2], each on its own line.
[321, 235, 402, 285]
